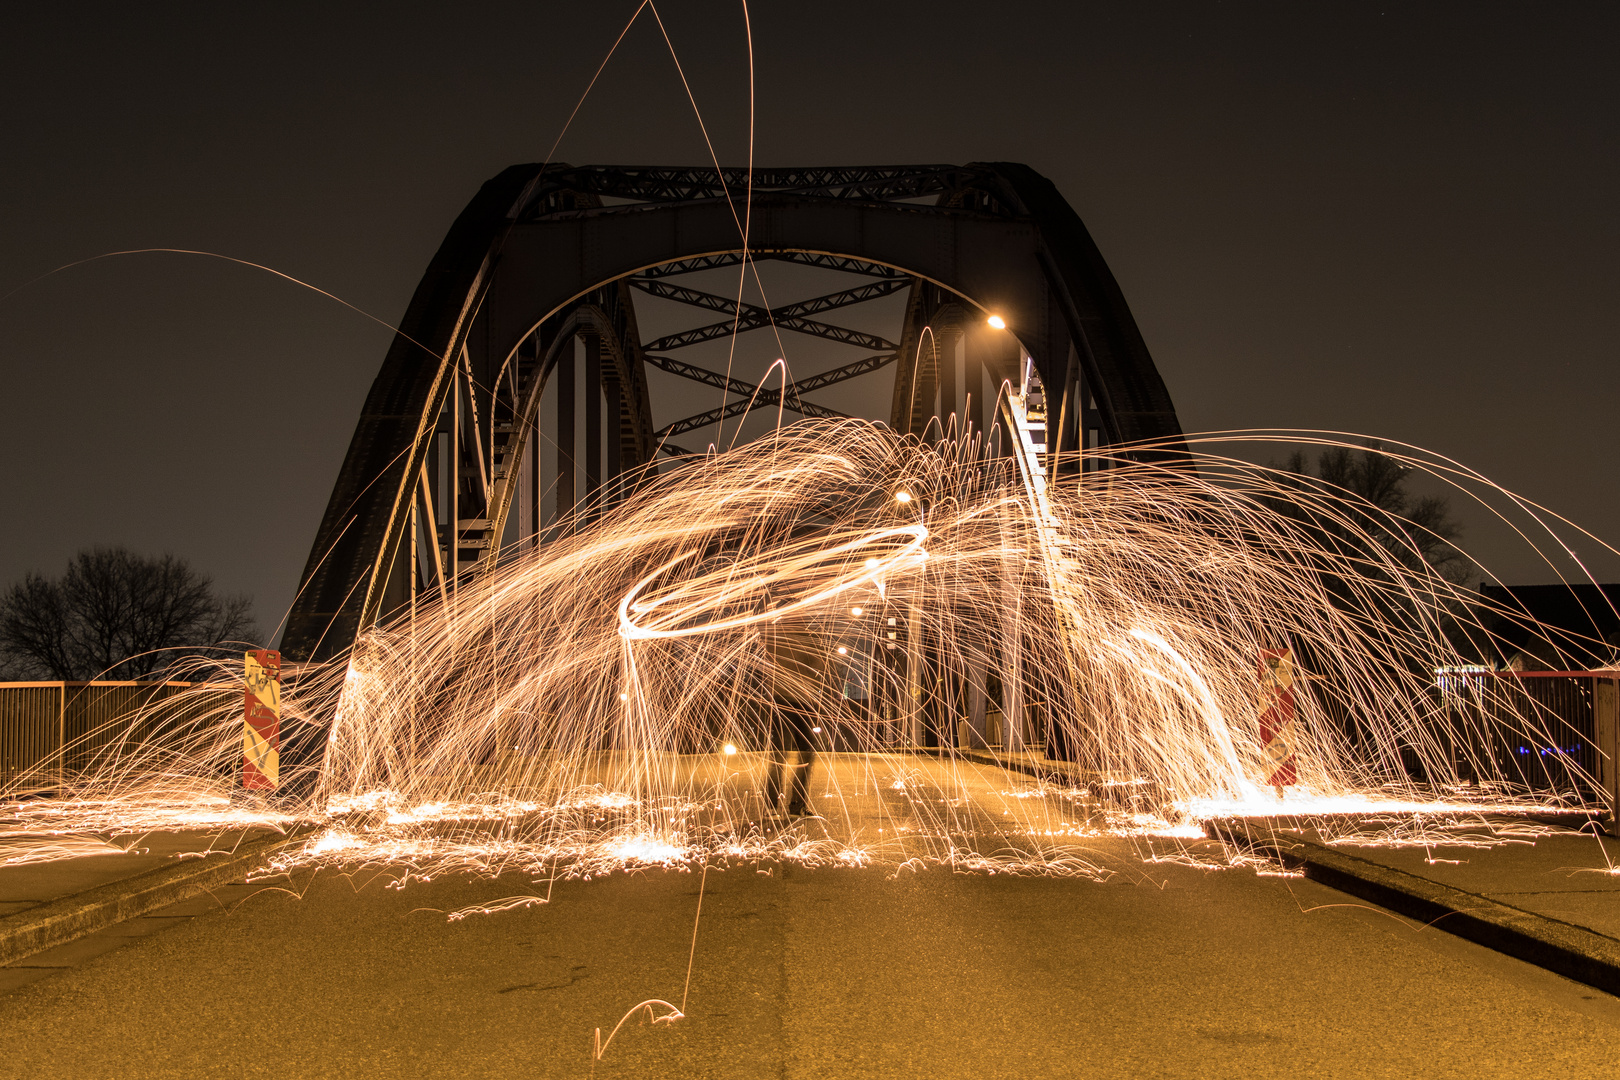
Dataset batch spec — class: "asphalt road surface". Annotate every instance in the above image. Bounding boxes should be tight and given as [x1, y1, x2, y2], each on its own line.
[3, 822, 1620, 1080]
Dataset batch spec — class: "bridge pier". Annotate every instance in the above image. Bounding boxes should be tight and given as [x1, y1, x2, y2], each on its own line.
[555, 338, 576, 524]
[583, 332, 602, 505]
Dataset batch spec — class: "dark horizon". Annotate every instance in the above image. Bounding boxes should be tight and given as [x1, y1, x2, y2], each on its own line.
[2, 2, 1616, 636]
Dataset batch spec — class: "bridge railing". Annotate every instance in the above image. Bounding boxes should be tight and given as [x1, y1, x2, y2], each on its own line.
[1429, 670, 1618, 806]
[0, 681, 234, 795]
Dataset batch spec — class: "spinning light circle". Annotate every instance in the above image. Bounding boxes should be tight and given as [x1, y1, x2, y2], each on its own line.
[618, 523, 928, 640]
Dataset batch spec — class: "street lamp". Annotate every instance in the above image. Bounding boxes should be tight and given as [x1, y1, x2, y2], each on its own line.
[986, 314, 1006, 330]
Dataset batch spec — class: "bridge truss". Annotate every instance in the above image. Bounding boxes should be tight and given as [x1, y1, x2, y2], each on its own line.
[281, 162, 1185, 662]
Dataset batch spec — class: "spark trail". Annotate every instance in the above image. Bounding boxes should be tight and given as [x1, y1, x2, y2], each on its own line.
[2, 420, 1604, 880]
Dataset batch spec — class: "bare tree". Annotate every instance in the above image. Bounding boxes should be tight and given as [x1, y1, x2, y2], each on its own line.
[1277, 445, 1471, 585]
[1267, 444, 1485, 668]
[1312, 446, 1469, 582]
[0, 547, 259, 680]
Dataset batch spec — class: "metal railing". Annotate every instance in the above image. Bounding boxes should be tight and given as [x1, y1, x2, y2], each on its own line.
[0, 681, 223, 793]
[1433, 670, 1619, 806]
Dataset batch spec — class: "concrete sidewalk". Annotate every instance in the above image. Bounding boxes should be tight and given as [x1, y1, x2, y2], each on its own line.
[1311, 829, 1620, 935]
[0, 823, 297, 977]
[956, 743, 1620, 968]
[0, 828, 276, 918]
[1217, 819, 1620, 995]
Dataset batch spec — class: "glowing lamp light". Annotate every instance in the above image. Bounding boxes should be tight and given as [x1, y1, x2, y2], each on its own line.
[722, 743, 738, 756]
[864, 558, 879, 569]
[837, 646, 848, 655]
[986, 314, 1006, 330]
[619, 692, 629, 702]
[811, 727, 822, 734]
[894, 491, 912, 504]
[851, 606, 863, 616]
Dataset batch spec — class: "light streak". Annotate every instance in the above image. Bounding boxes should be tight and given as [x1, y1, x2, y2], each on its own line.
[1, 420, 1612, 890]
[0, 835, 143, 866]
[593, 999, 684, 1062]
[444, 895, 549, 922]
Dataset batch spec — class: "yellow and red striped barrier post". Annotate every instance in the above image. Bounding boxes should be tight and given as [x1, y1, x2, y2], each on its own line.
[243, 649, 281, 790]
[1258, 647, 1296, 796]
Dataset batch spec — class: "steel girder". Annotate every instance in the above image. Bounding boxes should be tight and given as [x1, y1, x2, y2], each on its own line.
[632, 276, 905, 352]
[638, 251, 905, 279]
[281, 161, 1183, 664]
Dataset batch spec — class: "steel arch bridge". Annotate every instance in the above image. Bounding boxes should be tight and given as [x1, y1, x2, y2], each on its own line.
[281, 162, 1185, 663]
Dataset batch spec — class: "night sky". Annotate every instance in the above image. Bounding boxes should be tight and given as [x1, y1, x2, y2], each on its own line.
[1, 2, 1615, 642]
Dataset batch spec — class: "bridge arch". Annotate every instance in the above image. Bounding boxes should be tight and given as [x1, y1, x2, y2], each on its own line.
[282, 163, 1184, 661]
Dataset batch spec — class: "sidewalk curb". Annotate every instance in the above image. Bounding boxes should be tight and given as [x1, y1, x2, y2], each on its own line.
[0, 829, 300, 966]
[1209, 820, 1620, 997]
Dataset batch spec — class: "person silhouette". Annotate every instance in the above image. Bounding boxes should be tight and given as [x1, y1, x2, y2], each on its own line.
[762, 617, 826, 817]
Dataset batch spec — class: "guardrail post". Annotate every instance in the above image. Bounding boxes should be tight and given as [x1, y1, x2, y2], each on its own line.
[1597, 676, 1619, 837]
[55, 682, 65, 789]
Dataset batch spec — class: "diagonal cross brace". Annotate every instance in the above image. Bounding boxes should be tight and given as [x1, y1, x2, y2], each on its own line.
[644, 350, 893, 396]
[636, 252, 907, 279]
[657, 392, 849, 441]
[632, 278, 903, 353]
[790, 352, 897, 392]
